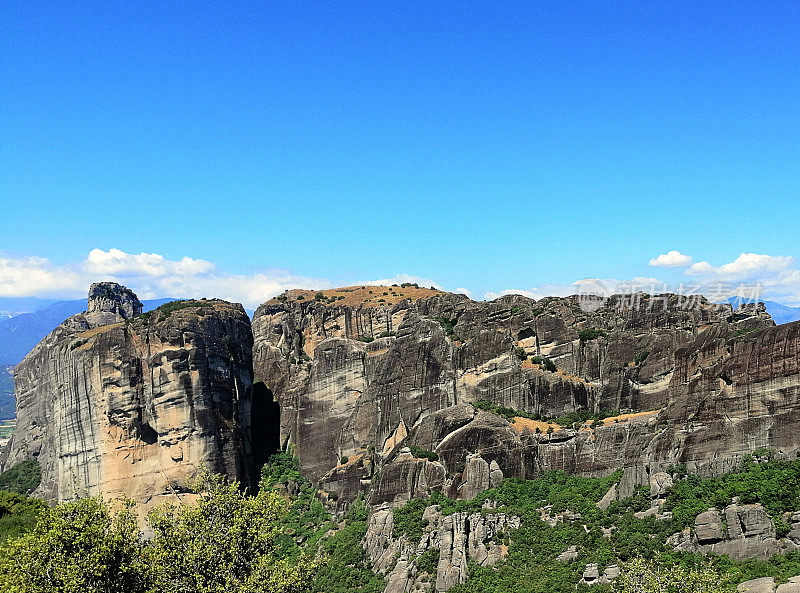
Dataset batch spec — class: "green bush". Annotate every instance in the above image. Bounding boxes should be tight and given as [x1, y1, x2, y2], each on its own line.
[415, 548, 440, 574]
[408, 446, 439, 462]
[0, 497, 151, 593]
[0, 459, 41, 495]
[578, 328, 606, 341]
[434, 317, 459, 337]
[634, 351, 651, 365]
[514, 346, 528, 361]
[0, 490, 45, 543]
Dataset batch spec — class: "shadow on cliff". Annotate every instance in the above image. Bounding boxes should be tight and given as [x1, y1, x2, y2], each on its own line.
[251, 382, 280, 476]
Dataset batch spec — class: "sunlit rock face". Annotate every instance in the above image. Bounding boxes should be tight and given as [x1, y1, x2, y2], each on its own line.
[251, 286, 783, 507]
[1, 284, 254, 507]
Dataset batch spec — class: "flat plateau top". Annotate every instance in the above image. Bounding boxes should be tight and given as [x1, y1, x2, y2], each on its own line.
[270, 284, 446, 308]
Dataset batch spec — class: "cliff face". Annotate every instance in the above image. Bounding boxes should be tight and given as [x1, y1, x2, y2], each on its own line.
[5, 281, 799, 523]
[1, 285, 254, 506]
[251, 286, 782, 507]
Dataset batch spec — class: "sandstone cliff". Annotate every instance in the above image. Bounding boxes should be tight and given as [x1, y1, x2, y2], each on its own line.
[0, 284, 255, 507]
[251, 286, 782, 506]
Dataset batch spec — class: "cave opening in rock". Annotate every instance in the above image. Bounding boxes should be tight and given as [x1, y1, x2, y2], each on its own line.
[251, 381, 280, 471]
[139, 421, 158, 445]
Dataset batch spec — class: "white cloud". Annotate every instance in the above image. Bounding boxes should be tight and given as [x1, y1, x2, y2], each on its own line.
[0, 256, 84, 298]
[684, 253, 800, 305]
[0, 249, 331, 308]
[363, 274, 443, 290]
[484, 278, 653, 302]
[687, 253, 794, 280]
[84, 248, 215, 277]
[649, 250, 693, 268]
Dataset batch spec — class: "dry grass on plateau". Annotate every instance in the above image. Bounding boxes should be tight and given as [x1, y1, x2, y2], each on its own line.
[509, 417, 561, 434]
[270, 285, 445, 309]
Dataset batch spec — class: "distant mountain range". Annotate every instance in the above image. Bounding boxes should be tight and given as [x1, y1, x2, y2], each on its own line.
[0, 298, 175, 366]
[762, 301, 800, 325]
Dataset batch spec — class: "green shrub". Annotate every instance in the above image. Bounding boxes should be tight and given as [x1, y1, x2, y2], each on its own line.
[0, 497, 151, 592]
[514, 346, 528, 360]
[635, 351, 651, 365]
[0, 459, 41, 495]
[578, 328, 606, 341]
[0, 491, 45, 543]
[415, 548, 440, 574]
[434, 317, 459, 337]
[340, 456, 349, 465]
[408, 446, 439, 462]
[530, 355, 557, 372]
[139, 299, 211, 323]
[357, 336, 374, 343]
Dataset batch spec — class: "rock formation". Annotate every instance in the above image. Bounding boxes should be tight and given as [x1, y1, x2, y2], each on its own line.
[668, 502, 800, 560]
[364, 501, 520, 592]
[0, 285, 255, 508]
[251, 286, 784, 506]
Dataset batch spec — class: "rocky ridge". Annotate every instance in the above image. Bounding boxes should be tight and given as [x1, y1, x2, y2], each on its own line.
[251, 288, 785, 507]
[364, 501, 520, 592]
[0, 284, 255, 508]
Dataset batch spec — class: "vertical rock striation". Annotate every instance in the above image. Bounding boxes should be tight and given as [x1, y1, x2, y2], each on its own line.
[252, 286, 781, 506]
[1, 285, 254, 507]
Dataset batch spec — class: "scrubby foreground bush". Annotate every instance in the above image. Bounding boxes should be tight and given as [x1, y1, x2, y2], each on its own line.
[0, 472, 317, 593]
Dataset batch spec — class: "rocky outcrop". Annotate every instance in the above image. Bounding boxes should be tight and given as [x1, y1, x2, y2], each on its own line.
[580, 563, 620, 586]
[86, 282, 142, 321]
[669, 503, 798, 560]
[739, 576, 800, 593]
[1, 285, 254, 507]
[364, 502, 519, 592]
[251, 286, 784, 506]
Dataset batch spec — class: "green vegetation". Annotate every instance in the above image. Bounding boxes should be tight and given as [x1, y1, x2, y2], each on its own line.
[0, 419, 15, 440]
[386, 460, 800, 592]
[0, 459, 41, 495]
[357, 336, 374, 343]
[408, 445, 439, 462]
[531, 355, 558, 372]
[377, 331, 396, 338]
[0, 471, 317, 593]
[663, 453, 800, 531]
[514, 346, 528, 360]
[635, 350, 651, 365]
[434, 316, 459, 337]
[139, 299, 211, 323]
[0, 491, 44, 543]
[415, 548, 440, 574]
[612, 558, 726, 593]
[340, 456, 350, 465]
[9, 451, 800, 591]
[578, 328, 606, 341]
[260, 452, 385, 593]
[731, 326, 764, 339]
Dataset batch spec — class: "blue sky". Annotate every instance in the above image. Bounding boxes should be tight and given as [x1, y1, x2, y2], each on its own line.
[2, 1, 800, 307]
